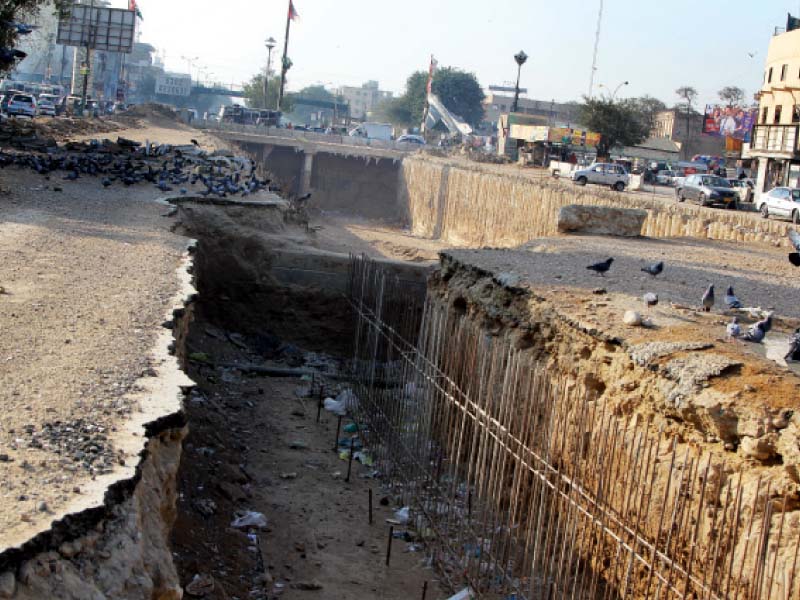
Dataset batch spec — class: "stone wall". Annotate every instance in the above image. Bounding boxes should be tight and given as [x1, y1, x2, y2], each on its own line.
[401, 156, 797, 248]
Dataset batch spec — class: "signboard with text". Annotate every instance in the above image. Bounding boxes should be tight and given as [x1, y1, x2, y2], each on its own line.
[155, 74, 192, 97]
[548, 127, 601, 147]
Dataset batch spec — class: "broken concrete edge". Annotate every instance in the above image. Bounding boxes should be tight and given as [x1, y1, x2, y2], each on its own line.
[160, 194, 289, 208]
[0, 240, 198, 575]
[556, 204, 647, 237]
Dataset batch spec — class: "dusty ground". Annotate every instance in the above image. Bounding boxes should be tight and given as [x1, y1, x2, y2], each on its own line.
[0, 168, 187, 550]
[172, 316, 441, 600]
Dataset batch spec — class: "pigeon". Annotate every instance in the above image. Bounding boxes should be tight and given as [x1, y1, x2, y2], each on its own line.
[587, 258, 614, 276]
[641, 261, 664, 277]
[156, 181, 172, 192]
[788, 230, 800, 266]
[785, 328, 800, 361]
[643, 292, 658, 308]
[724, 286, 742, 309]
[101, 178, 112, 188]
[701, 285, 715, 312]
[743, 319, 767, 343]
[179, 188, 187, 195]
[296, 192, 312, 203]
[726, 317, 741, 341]
[761, 312, 773, 333]
[6, 22, 39, 35]
[63, 170, 79, 181]
[191, 139, 199, 146]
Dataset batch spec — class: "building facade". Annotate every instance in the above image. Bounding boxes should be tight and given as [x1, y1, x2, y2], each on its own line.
[651, 109, 725, 160]
[337, 81, 392, 120]
[749, 25, 800, 192]
[483, 92, 581, 129]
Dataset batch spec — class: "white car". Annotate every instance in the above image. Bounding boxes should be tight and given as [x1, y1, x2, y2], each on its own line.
[727, 179, 754, 203]
[6, 93, 37, 118]
[397, 134, 426, 145]
[571, 163, 629, 192]
[37, 99, 56, 117]
[757, 187, 800, 224]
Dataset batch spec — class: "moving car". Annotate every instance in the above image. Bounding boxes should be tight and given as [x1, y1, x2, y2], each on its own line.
[6, 93, 37, 118]
[656, 170, 676, 186]
[349, 122, 393, 141]
[727, 178, 754, 203]
[397, 134, 426, 145]
[757, 187, 800, 223]
[571, 163, 629, 192]
[37, 98, 56, 117]
[675, 174, 738, 208]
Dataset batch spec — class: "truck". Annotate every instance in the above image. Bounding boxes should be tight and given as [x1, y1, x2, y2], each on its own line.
[348, 122, 393, 141]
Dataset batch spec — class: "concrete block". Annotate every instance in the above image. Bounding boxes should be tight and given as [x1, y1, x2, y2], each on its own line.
[557, 204, 647, 237]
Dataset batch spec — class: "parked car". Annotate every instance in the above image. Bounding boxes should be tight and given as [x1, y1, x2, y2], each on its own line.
[757, 187, 800, 223]
[727, 178, 754, 203]
[6, 93, 37, 118]
[397, 134, 426, 145]
[675, 174, 738, 208]
[37, 99, 56, 117]
[656, 170, 676, 186]
[571, 163, 629, 192]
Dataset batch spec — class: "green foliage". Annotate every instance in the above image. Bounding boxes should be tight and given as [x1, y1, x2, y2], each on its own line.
[242, 72, 291, 112]
[0, 0, 69, 72]
[674, 86, 699, 112]
[627, 95, 667, 131]
[285, 85, 344, 126]
[385, 67, 485, 127]
[578, 96, 650, 157]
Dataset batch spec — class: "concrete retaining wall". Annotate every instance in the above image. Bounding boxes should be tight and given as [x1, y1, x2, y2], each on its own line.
[401, 156, 797, 248]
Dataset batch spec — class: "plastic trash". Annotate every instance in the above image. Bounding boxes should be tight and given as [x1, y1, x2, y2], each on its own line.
[446, 588, 475, 600]
[394, 506, 410, 524]
[231, 511, 268, 530]
[343, 422, 358, 434]
[323, 397, 346, 416]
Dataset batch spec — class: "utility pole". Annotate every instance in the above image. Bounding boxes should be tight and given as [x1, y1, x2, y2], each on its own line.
[264, 37, 276, 109]
[80, 0, 96, 116]
[511, 51, 528, 113]
[589, 0, 603, 98]
[277, 1, 296, 111]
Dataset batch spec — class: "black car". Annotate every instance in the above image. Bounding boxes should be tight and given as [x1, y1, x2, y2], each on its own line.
[676, 174, 738, 209]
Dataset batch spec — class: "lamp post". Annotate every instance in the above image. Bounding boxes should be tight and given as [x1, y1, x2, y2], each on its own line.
[511, 50, 528, 113]
[264, 37, 276, 108]
[181, 55, 199, 81]
[599, 80, 629, 102]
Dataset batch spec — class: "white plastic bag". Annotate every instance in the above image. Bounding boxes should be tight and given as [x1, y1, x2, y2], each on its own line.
[231, 511, 268, 529]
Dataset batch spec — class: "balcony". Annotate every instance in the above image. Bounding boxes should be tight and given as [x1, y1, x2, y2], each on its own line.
[750, 123, 799, 155]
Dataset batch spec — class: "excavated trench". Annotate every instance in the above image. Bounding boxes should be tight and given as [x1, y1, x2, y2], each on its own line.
[167, 200, 799, 599]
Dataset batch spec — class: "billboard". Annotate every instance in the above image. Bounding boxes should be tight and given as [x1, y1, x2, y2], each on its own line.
[702, 105, 758, 142]
[155, 74, 192, 97]
[57, 2, 136, 54]
[548, 127, 601, 148]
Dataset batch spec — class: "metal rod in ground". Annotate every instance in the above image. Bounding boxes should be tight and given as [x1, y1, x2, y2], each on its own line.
[333, 415, 342, 452]
[369, 488, 373, 525]
[421, 581, 428, 599]
[316, 383, 324, 423]
[345, 436, 355, 482]
[386, 525, 394, 566]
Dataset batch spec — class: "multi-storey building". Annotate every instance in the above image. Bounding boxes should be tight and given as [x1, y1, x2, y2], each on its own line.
[749, 21, 800, 192]
[337, 81, 392, 120]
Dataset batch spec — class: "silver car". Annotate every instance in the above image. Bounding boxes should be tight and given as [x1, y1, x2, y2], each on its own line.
[572, 163, 629, 192]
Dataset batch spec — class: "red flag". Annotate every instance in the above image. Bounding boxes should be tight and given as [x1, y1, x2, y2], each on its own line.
[288, 1, 299, 21]
[128, 0, 136, 10]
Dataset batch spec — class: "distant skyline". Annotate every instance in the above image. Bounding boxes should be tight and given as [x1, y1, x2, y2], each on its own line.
[106, 1, 798, 107]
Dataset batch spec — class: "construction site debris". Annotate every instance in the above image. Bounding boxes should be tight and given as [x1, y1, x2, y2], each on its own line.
[230, 511, 268, 530]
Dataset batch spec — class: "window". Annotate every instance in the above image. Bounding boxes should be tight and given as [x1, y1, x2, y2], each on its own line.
[794, 105, 800, 123]
[775, 105, 783, 124]
[781, 64, 788, 81]
[763, 106, 769, 123]
[769, 67, 773, 83]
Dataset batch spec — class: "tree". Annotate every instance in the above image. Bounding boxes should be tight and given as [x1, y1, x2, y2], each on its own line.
[285, 85, 345, 126]
[628, 95, 667, 132]
[718, 86, 745, 107]
[385, 66, 485, 128]
[243, 72, 291, 111]
[577, 96, 650, 157]
[0, 1, 68, 73]
[675, 86, 699, 157]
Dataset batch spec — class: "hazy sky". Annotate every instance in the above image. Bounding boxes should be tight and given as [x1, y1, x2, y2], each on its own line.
[111, 0, 798, 106]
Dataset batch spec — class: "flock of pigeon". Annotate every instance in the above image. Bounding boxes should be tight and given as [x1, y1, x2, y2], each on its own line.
[0, 137, 278, 199]
[586, 244, 800, 362]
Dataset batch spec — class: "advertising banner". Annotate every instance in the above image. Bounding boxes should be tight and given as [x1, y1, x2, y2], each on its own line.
[702, 105, 757, 141]
[548, 127, 601, 147]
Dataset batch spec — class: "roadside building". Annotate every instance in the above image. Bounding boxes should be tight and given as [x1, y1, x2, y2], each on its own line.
[336, 80, 392, 120]
[651, 109, 725, 159]
[483, 90, 581, 129]
[749, 20, 800, 193]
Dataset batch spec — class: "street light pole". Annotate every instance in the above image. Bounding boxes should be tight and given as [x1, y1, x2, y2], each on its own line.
[611, 80, 629, 102]
[511, 50, 528, 113]
[264, 37, 276, 108]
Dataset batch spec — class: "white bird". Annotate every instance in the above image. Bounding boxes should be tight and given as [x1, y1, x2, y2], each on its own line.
[726, 317, 741, 341]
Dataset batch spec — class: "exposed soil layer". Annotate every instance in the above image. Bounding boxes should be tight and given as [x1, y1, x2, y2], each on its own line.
[171, 304, 441, 600]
